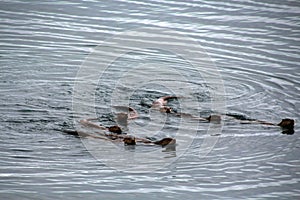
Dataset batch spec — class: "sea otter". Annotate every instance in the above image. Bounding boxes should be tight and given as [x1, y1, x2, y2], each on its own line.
[278, 118, 295, 134]
[108, 125, 122, 134]
[123, 136, 136, 145]
[152, 96, 180, 113]
[63, 95, 295, 149]
[80, 118, 123, 134]
[154, 138, 176, 146]
[123, 136, 176, 146]
[278, 118, 294, 129]
[71, 118, 177, 146]
[152, 96, 295, 134]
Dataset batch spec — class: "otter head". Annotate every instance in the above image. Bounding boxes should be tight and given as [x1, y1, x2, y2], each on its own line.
[123, 136, 136, 145]
[154, 138, 176, 147]
[160, 106, 172, 113]
[278, 119, 294, 129]
[108, 125, 122, 134]
[278, 119, 294, 134]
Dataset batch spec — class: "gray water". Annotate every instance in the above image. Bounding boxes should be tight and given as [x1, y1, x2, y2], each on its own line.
[1, 0, 300, 199]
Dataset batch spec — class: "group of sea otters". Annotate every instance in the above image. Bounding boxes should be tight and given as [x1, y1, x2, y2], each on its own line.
[64, 96, 295, 147]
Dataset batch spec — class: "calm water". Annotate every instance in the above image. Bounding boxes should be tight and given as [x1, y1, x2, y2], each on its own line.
[1, 0, 300, 199]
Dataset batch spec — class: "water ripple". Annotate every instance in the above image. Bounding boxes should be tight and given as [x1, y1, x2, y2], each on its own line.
[0, 0, 299, 199]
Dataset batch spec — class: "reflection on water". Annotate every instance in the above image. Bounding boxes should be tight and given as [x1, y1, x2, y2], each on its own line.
[0, 0, 299, 199]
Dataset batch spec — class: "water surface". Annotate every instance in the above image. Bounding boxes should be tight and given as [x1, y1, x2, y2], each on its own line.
[0, 0, 299, 199]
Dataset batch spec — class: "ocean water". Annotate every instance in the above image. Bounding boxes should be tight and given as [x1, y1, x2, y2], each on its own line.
[0, 0, 299, 199]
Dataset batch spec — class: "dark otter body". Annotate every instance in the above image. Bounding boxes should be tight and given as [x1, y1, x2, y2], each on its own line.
[108, 125, 122, 134]
[62, 129, 79, 136]
[123, 137, 176, 146]
[225, 113, 253, 121]
[154, 138, 176, 146]
[123, 136, 136, 145]
[278, 118, 294, 129]
[278, 118, 295, 135]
